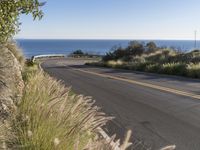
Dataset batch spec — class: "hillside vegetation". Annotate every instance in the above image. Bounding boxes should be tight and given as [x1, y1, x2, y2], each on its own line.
[0, 42, 135, 150]
[14, 66, 111, 149]
[87, 41, 200, 78]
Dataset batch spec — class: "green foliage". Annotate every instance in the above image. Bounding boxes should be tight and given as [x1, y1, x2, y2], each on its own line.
[22, 61, 38, 81]
[145, 63, 160, 73]
[0, 0, 45, 43]
[70, 49, 88, 58]
[70, 50, 102, 58]
[187, 63, 200, 78]
[160, 63, 187, 76]
[72, 49, 84, 55]
[127, 41, 145, 56]
[103, 41, 148, 62]
[146, 41, 157, 53]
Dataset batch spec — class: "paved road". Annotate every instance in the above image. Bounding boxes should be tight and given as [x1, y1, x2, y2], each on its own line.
[42, 58, 200, 150]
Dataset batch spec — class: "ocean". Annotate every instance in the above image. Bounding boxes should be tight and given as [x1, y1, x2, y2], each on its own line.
[16, 39, 200, 58]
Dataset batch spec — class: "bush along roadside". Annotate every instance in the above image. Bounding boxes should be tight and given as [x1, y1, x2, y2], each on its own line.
[86, 41, 200, 79]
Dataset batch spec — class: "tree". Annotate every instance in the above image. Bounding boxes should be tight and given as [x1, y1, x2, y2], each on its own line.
[127, 41, 145, 56]
[146, 41, 157, 53]
[0, 0, 45, 43]
[72, 50, 84, 55]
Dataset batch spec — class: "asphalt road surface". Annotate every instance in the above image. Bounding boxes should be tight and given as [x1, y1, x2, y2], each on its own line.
[42, 58, 200, 150]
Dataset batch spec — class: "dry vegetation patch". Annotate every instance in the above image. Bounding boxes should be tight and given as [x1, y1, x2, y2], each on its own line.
[11, 66, 114, 149]
[88, 41, 200, 79]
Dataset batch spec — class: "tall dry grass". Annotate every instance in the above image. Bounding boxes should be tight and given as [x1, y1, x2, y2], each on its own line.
[0, 42, 135, 149]
[186, 63, 200, 78]
[88, 48, 200, 78]
[11, 68, 113, 149]
[5, 41, 25, 66]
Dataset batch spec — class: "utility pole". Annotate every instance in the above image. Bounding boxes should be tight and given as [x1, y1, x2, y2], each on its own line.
[194, 30, 197, 49]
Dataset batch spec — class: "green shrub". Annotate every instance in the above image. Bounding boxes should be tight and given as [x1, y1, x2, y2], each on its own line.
[145, 64, 160, 73]
[25, 59, 35, 67]
[72, 49, 84, 55]
[134, 62, 151, 71]
[160, 63, 187, 76]
[103, 41, 146, 62]
[186, 63, 200, 78]
[145, 41, 158, 53]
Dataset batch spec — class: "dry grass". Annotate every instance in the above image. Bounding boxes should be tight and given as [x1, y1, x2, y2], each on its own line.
[0, 41, 133, 149]
[10, 68, 113, 149]
[187, 63, 200, 78]
[0, 41, 134, 149]
[88, 49, 200, 78]
[5, 41, 25, 66]
[84, 129, 132, 150]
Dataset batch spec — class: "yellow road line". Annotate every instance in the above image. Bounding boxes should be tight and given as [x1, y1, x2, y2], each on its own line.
[73, 68, 200, 100]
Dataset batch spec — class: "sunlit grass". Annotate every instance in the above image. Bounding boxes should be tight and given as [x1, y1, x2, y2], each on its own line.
[187, 63, 200, 78]
[5, 41, 25, 66]
[12, 68, 112, 149]
[1, 42, 135, 150]
[88, 48, 200, 78]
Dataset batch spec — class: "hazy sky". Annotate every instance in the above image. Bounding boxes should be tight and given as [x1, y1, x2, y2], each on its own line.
[16, 0, 200, 40]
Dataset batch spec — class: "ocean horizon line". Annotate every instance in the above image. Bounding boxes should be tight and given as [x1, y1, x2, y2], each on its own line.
[15, 38, 200, 41]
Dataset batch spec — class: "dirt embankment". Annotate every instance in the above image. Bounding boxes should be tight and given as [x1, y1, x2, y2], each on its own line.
[0, 44, 24, 148]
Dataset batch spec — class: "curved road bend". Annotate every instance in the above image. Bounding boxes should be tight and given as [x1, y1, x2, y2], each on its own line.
[42, 58, 200, 150]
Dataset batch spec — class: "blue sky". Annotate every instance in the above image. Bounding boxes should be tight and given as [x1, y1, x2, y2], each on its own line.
[16, 0, 200, 40]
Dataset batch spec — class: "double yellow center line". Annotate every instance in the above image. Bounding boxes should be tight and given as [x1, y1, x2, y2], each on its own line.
[73, 68, 200, 100]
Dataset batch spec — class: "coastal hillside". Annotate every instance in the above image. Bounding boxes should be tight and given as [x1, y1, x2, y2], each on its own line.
[0, 1, 133, 149]
[88, 41, 200, 78]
